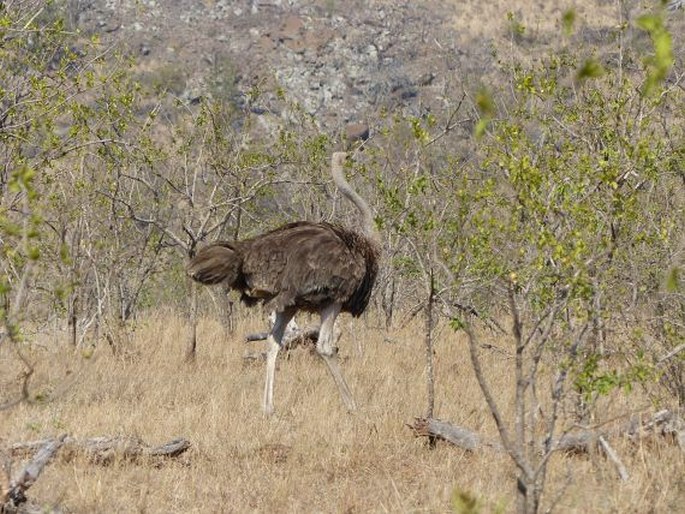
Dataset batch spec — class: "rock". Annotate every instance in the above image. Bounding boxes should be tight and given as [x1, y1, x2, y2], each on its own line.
[73, 0, 465, 132]
[345, 122, 370, 144]
[416, 72, 436, 87]
[280, 15, 304, 40]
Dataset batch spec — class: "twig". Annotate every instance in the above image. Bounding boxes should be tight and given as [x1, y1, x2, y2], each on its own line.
[598, 436, 630, 482]
[657, 343, 685, 366]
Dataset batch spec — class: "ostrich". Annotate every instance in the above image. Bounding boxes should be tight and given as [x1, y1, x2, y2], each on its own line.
[187, 152, 380, 415]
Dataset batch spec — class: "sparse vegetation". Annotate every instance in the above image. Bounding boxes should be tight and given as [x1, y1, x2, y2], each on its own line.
[146, 63, 188, 96]
[2, 1, 684, 513]
[1, 314, 684, 512]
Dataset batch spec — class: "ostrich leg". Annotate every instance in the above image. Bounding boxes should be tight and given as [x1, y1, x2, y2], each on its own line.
[263, 307, 296, 416]
[317, 303, 357, 412]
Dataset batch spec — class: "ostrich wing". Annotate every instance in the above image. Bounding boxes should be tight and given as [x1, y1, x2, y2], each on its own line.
[240, 222, 367, 312]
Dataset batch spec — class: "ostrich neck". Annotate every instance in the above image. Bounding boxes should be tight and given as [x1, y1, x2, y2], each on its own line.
[331, 152, 380, 244]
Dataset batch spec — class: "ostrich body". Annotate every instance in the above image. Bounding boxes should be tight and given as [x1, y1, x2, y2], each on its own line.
[187, 152, 380, 415]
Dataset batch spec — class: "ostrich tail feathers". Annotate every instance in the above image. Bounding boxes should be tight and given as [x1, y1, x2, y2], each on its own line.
[187, 243, 242, 285]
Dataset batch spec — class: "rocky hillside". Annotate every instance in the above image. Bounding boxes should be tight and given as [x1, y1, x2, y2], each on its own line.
[67, 0, 684, 133]
[67, 0, 501, 131]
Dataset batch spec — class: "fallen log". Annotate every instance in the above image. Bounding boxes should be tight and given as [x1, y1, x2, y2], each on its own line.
[551, 430, 603, 454]
[411, 410, 683, 454]
[245, 327, 320, 350]
[244, 312, 340, 355]
[548, 431, 630, 480]
[243, 324, 321, 362]
[627, 408, 685, 451]
[409, 409, 684, 480]
[3, 435, 190, 512]
[409, 418, 489, 451]
[10, 435, 191, 465]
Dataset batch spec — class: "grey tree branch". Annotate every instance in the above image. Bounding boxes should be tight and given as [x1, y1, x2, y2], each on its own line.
[463, 320, 533, 478]
[5, 435, 66, 509]
[3, 435, 191, 511]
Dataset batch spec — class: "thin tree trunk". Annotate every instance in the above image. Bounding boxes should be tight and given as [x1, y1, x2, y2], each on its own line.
[69, 293, 78, 347]
[186, 279, 198, 361]
[508, 287, 537, 514]
[383, 275, 396, 329]
[425, 270, 435, 420]
[222, 285, 234, 334]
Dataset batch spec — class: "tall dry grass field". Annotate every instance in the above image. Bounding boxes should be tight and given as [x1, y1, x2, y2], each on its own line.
[2, 309, 683, 512]
[4, 1, 685, 512]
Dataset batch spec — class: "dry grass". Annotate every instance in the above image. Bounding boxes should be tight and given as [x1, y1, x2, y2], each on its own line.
[2, 308, 683, 513]
[3, 4, 685, 511]
[443, 0, 685, 77]
[446, 0, 618, 38]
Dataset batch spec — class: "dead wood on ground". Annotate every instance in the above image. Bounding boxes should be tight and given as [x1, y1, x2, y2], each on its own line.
[243, 326, 320, 361]
[409, 409, 684, 480]
[10, 435, 190, 464]
[2, 435, 190, 513]
[409, 417, 495, 451]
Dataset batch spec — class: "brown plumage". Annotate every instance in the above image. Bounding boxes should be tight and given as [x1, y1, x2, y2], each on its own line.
[187, 152, 380, 416]
[188, 221, 378, 315]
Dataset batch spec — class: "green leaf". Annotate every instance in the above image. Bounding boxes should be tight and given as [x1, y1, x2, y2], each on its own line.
[59, 243, 72, 265]
[576, 58, 605, 81]
[636, 12, 673, 96]
[562, 9, 576, 36]
[474, 118, 490, 140]
[475, 88, 495, 117]
[665, 267, 680, 293]
[449, 316, 465, 332]
[636, 14, 659, 33]
[28, 246, 41, 261]
[452, 488, 481, 514]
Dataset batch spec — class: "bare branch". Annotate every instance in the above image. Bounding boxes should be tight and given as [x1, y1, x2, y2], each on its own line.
[463, 320, 533, 478]
[598, 436, 630, 481]
[6, 435, 66, 508]
[657, 343, 685, 365]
